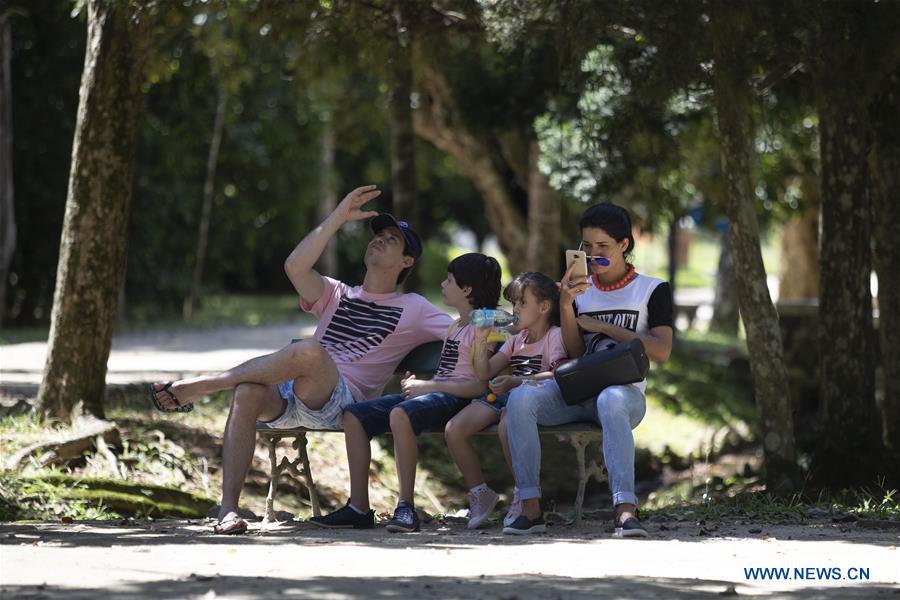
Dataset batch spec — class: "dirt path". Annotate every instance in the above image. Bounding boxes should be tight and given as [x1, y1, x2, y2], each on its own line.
[1, 518, 897, 598]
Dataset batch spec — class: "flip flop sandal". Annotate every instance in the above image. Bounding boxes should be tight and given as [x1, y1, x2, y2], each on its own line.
[148, 382, 194, 413]
[213, 516, 248, 535]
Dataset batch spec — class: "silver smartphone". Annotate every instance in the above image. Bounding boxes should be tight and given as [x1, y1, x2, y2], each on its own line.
[565, 250, 589, 281]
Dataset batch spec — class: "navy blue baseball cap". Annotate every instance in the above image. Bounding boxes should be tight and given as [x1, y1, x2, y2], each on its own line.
[370, 213, 423, 260]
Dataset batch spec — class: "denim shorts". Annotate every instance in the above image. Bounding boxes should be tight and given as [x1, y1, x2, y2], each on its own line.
[259, 373, 356, 430]
[344, 392, 470, 439]
[472, 394, 506, 415]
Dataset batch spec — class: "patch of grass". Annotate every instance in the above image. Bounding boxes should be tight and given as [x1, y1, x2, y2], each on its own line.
[0, 326, 49, 344]
[643, 477, 900, 522]
[677, 328, 748, 354]
[0, 413, 55, 463]
[639, 340, 757, 460]
[0, 473, 119, 521]
[637, 225, 781, 290]
[0, 472, 215, 520]
[123, 293, 308, 331]
[0, 404, 223, 521]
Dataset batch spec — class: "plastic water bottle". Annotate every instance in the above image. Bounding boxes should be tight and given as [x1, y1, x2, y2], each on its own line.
[470, 309, 518, 328]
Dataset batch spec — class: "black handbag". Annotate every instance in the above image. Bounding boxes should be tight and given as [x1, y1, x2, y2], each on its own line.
[554, 338, 650, 405]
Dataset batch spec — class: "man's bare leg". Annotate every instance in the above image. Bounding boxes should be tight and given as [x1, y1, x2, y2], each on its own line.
[218, 382, 285, 524]
[151, 340, 335, 411]
[210, 342, 340, 526]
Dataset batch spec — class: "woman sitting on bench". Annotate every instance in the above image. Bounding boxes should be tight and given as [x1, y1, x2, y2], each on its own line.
[503, 203, 674, 537]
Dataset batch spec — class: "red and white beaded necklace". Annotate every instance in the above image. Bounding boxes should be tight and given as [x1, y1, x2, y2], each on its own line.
[592, 263, 637, 292]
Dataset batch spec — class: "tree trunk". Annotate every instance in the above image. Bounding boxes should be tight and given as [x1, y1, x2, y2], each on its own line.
[809, 24, 884, 487]
[667, 218, 678, 300]
[35, 0, 151, 424]
[712, 0, 798, 495]
[388, 2, 420, 291]
[413, 63, 555, 275]
[709, 230, 739, 335]
[183, 81, 226, 321]
[526, 141, 561, 277]
[0, 10, 14, 326]
[871, 67, 900, 456]
[317, 117, 337, 276]
[778, 199, 819, 302]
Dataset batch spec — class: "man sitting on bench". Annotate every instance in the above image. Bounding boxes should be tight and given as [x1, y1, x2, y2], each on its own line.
[148, 185, 453, 535]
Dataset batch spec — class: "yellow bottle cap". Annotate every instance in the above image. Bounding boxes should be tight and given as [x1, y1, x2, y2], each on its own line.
[486, 393, 496, 404]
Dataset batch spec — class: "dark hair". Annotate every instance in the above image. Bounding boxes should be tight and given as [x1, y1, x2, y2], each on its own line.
[579, 203, 635, 257]
[503, 271, 560, 326]
[448, 253, 502, 309]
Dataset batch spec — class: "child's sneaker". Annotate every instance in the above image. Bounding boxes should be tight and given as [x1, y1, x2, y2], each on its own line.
[502, 514, 546, 535]
[309, 502, 374, 529]
[467, 487, 499, 529]
[613, 515, 648, 538]
[385, 501, 420, 533]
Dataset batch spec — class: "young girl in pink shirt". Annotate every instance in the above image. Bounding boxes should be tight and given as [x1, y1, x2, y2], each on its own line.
[444, 272, 567, 529]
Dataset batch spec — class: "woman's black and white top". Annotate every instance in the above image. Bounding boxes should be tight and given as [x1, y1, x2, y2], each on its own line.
[573, 273, 673, 392]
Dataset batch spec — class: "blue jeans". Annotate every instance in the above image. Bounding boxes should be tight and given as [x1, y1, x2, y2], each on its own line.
[505, 379, 646, 507]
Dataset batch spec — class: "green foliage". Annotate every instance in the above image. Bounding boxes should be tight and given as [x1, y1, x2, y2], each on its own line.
[6, 0, 85, 324]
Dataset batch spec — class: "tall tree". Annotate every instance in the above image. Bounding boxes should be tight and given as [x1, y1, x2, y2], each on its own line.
[316, 114, 338, 277]
[712, 0, 797, 494]
[871, 66, 900, 456]
[413, 62, 562, 276]
[36, 0, 152, 423]
[709, 231, 739, 335]
[805, 0, 900, 484]
[181, 81, 228, 321]
[386, 0, 420, 290]
[0, 5, 14, 325]
[778, 202, 819, 302]
[183, 78, 226, 321]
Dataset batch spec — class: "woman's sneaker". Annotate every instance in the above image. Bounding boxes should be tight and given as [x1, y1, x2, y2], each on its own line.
[309, 502, 374, 529]
[613, 516, 648, 538]
[467, 487, 499, 529]
[385, 501, 420, 533]
[503, 498, 523, 528]
[502, 514, 546, 535]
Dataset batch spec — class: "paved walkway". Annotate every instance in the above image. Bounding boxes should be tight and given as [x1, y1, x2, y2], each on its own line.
[0, 285, 724, 390]
[0, 320, 317, 387]
[1, 520, 897, 598]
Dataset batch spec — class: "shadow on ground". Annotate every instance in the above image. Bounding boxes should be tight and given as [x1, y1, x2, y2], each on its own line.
[2, 574, 897, 599]
[2, 518, 898, 549]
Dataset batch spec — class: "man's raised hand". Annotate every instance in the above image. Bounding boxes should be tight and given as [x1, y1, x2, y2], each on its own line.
[336, 185, 381, 223]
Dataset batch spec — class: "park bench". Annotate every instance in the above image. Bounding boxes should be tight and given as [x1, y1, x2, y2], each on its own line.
[255, 341, 607, 525]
